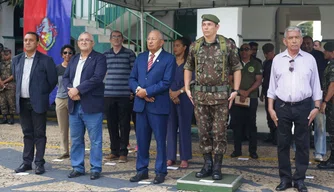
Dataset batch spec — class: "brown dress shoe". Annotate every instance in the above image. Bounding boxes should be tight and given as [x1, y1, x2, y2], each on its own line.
[104, 154, 119, 160]
[119, 156, 128, 163]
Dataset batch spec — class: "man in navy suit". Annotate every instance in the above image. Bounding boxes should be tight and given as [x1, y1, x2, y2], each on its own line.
[12, 32, 57, 174]
[129, 30, 176, 184]
[63, 32, 107, 180]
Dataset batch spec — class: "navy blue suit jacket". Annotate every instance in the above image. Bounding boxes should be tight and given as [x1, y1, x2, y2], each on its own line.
[63, 50, 107, 114]
[129, 49, 176, 115]
[12, 51, 57, 114]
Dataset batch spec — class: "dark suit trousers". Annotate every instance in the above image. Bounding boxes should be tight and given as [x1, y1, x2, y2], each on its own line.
[136, 110, 168, 176]
[104, 97, 131, 156]
[231, 98, 258, 154]
[275, 98, 312, 182]
[19, 98, 47, 166]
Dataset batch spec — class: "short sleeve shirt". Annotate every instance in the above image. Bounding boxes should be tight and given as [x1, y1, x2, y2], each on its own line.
[240, 59, 262, 98]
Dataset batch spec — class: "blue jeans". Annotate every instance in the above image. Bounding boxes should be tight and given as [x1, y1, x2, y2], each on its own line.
[69, 102, 103, 173]
[313, 110, 326, 156]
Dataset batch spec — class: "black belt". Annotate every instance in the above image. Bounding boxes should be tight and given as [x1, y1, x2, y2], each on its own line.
[277, 97, 311, 106]
[20, 97, 30, 101]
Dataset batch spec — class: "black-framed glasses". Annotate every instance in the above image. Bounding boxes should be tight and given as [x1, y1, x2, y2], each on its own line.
[289, 59, 294, 72]
[63, 51, 73, 55]
[240, 47, 250, 52]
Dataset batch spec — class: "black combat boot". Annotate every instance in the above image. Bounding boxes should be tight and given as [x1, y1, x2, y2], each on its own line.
[195, 153, 213, 178]
[212, 154, 223, 180]
[0, 115, 8, 124]
[7, 114, 14, 125]
[318, 150, 334, 169]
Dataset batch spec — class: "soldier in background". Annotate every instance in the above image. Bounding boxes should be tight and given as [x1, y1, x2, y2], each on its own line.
[0, 47, 15, 124]
[184, 14, 242, 180]
[318, 42, 334, 169]
[249, 42, 262, 64]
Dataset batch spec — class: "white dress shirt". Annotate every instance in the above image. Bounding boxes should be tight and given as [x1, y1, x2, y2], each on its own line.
[267, 49, 322, 102]
[73, 56, 87, 88]
[21, 53, 35, 98]
[148, 48, 162, 63]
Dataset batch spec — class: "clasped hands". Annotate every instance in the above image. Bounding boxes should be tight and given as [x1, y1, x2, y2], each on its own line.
[67, 87, 81, 101]
[136, 87, 154, 103]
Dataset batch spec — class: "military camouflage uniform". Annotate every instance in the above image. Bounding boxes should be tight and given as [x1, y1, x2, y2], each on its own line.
[322, 59, 334, 149]
[0, 60, 16, 115]
[184, 35, 242, 155]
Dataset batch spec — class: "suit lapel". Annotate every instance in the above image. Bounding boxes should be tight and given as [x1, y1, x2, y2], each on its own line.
[82, 50, 94, 71]
[30, 51, 39, 80]
[148, 50, 164, 73]
[71, 54, 80, 78]
[17, 54, 25, 88]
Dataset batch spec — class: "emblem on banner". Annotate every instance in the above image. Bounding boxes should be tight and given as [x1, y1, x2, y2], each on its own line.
[36, 17, 58, 51]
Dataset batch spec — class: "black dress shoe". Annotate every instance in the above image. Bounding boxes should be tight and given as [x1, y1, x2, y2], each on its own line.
[129, 172, 149, 182]
[35, 165, 45, 174]
[90, 172, 100, 180]
[275, 181, 292, 191]
[250, 153, 259, 159]
[15, 163, 32, 173]
[317, 160, 334, 169]
[68, 170, 85, 178]
[294, 181, 308, 192]
[153, 174, 165, 184]
[230, 151, 242, 158]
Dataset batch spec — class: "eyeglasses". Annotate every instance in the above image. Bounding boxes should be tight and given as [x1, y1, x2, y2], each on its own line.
[63, 51, 73, 55]
[289, 59, 294, 72]
[146, 38, 161, 41]
[240, 47, 250, 52]
[111, 35, 122, 39]
[78, 38, 93, 42]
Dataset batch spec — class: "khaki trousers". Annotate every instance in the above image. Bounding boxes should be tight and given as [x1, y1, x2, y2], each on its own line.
[55, 98, 69, 155]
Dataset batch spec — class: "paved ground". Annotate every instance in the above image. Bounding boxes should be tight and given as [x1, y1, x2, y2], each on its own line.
[0, 104, 334, 192]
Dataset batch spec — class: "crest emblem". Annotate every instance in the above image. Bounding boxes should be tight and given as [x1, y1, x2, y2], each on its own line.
[248, 66, 255, 73]
[36, 17, 57, 51]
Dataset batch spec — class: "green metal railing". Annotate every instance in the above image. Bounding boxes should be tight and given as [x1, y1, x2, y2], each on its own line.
[72, 0, 182, 53]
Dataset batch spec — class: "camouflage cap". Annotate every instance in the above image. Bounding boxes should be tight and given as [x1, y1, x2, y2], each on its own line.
[324, 42, 334, 52]
[201, 14, 220, 24]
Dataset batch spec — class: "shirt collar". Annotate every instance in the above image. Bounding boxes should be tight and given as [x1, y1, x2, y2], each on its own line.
[111, 46, 125, 54]
[149, 48, 162, 57]
[201, 35, 219, 46]
[25, 52, 36, 59]
[281, 49, 305, 59]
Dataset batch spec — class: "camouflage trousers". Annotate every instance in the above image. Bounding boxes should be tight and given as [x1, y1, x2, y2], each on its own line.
[326, 103, 334, 150]
[0, 88, 16, 114]
[194, 102, 229, 155]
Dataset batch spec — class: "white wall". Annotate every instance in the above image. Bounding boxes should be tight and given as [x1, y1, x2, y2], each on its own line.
[0, 4, 15, 56]
[242, 7, 277, 62]
[197, 8, 243, 46]
[319, 6, 334, 41]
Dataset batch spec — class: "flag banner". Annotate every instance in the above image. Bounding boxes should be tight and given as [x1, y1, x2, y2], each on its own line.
[24, 0, 72, 105]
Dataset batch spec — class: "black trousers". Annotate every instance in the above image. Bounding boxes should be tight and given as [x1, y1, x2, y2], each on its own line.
[265, 96, 276, 130]
[19, 98, 47, 166]
[275, 97, 312, 182]
[230, 98, 258, 154]
[104, 97, 131, 156]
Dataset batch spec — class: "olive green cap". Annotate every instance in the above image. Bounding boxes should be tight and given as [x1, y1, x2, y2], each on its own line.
[324, 42, 334, 52]
[201, 14, 220, 24]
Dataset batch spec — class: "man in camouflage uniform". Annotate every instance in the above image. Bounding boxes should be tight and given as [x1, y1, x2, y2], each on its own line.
[184, 14, 242, 180]
[0, 48, 15, 124]
[318, 42, 334, 169]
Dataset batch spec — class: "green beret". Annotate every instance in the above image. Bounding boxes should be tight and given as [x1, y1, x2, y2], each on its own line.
[201, 14, 220, 24]
[324, 42, 334, 52]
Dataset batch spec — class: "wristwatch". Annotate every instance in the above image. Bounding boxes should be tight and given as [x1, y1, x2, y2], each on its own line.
[233, 90, 240, 94]
[314, 106, 320, 111]
[180, 89, 184, 93]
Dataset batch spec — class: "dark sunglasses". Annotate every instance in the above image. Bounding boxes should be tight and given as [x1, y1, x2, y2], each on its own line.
[240, 47, 250, 52]
[63, 51, 73, 55]
[289, 59, 294, 72]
